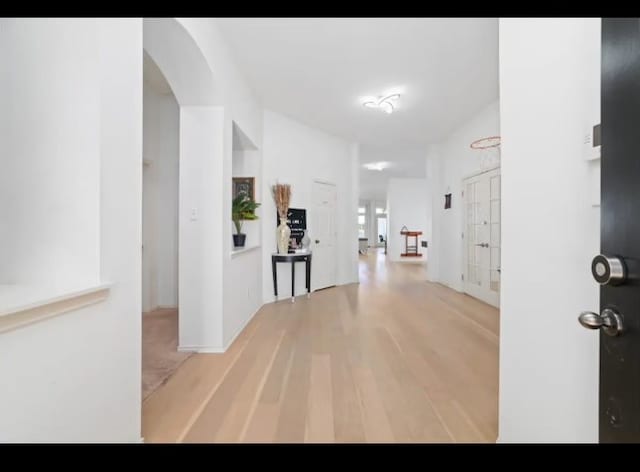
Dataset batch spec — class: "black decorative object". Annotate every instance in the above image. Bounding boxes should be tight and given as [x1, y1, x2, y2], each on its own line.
[444, 193, 452, 209]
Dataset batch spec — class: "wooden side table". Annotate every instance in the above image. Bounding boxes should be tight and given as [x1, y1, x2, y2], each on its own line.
[400, 230, 423, 257]
[271, 252, 312, 303]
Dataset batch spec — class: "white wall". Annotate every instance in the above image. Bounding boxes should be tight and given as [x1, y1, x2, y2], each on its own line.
[145, 18, 264, 352]
[178, 107, 225, 350]
[0, 16, 267, 442]
[498, 18, 600, 443]
[386, 178, 429, 262]
[426, 100, 500, 289]
[0, 19, 101, 290]
[177, 19, 264, 351]
[262, 110, 359, 302]
[142, 84, 179, 312]
[0, 18, 142, 442]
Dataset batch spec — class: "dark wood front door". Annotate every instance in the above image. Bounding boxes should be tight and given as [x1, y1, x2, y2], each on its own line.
[599, 18, 640, 442]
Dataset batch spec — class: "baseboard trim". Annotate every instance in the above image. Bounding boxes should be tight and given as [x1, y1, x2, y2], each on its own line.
[145, 305, 178, 314]
[177, 304, 262, 354]
[221, 304, 262, 352]
[178, 345, 225, 353]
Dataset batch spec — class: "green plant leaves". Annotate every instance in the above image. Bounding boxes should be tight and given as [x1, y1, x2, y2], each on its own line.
[232, 194, 261, 234]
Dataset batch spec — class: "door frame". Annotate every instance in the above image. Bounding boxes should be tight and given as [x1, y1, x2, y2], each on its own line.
[461, 165, 501, 307]
[375, 213, 387, 247]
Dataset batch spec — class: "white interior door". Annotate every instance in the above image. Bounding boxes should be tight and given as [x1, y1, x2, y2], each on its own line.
[311, 181, 337, 290]
[463, 168, 500, 307]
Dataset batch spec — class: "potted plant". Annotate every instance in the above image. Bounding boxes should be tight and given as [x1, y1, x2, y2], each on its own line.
[232, 194, 260, 248]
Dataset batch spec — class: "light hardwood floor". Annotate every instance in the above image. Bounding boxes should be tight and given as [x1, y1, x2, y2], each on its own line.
[142, 249, 499, 443]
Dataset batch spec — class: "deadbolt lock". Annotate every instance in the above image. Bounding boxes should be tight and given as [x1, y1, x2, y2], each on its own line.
[592, 254, 627, 286]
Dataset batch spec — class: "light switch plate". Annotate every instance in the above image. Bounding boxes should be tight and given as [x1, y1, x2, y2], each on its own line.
[584, 123, 601, 161]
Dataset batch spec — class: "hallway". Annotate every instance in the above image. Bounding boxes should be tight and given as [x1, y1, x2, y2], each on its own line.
[142, 249, 499, 443]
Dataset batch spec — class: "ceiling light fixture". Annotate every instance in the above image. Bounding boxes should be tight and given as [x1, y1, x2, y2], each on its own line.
[362, 94, 401, 114]
[363, 162, 390, 171]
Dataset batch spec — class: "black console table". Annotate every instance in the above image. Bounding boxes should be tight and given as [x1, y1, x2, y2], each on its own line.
[271, 252, 312, 303]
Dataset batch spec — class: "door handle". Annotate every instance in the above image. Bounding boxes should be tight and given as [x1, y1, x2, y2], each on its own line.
[315, 240, 320, 244]
[578, 308, 624, 336]
[474, 243, 489, 248]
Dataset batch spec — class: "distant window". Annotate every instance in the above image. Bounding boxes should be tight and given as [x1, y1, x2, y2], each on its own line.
[358, 210, 366, 239]
[376, 207, 386, 214]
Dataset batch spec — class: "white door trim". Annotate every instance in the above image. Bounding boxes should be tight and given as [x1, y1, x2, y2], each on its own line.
[462, 164, 501, 181]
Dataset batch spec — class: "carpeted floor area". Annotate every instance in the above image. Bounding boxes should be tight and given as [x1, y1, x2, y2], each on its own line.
[142, 308, 193, 402]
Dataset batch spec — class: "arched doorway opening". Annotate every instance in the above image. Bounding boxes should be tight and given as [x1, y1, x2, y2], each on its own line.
[141, 17, 223, 412]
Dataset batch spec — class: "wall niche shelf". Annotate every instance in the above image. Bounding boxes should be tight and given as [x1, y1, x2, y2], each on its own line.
[230, 244, 261, 258]
[231, 121, 262, 254]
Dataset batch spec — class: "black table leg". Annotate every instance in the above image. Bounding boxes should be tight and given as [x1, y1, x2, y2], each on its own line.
[291, 260, 295, 302]
[306, 257, 311, 297]
[272, 258, 278, 299]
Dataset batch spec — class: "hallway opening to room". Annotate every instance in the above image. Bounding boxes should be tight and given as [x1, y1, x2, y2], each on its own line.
[0, 17, 612, 445]
[142, 245, 499, 442]
[141, 51, 187, 401]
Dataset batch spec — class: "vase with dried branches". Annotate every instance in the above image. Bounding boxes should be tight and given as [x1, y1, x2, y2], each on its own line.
[272, 183, 291, 254]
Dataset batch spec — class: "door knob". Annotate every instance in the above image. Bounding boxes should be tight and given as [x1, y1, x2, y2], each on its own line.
[592, 254, 626, 286]
[579, 308, 624, 336]
[315, 239, 320, 244]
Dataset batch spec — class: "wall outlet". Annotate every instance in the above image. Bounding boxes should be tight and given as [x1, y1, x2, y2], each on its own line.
[190, 208, 198, 221]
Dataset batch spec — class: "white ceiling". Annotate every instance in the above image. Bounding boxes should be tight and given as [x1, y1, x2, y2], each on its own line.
[358, 145, 428, 200]
[215, 18, 499, 199]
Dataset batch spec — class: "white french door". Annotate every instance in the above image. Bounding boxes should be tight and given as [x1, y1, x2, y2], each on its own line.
[463, 167, 501, 307]
[311, 181, 337, 290]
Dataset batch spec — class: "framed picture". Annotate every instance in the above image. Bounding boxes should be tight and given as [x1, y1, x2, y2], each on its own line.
[232, 177, 255, 201]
